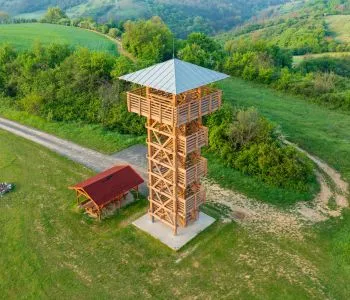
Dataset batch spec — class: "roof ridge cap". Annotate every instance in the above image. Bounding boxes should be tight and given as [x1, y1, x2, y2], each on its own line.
[173, 58, 177, 94]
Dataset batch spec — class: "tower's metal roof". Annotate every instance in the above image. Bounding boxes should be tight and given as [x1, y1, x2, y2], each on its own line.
[119, 58, 229, 95]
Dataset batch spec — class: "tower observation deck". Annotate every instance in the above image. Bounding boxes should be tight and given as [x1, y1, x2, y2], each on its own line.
[120, 58, 229, 235]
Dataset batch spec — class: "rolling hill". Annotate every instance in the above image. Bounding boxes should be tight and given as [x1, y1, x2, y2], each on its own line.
[0, 0, 293, 37]
[216, 0, 350, 54]
[0, 23, 118, 54]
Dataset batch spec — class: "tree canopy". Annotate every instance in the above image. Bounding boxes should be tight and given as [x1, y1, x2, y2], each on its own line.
[41, 7, 68, 24]
[122, 17, 173, 64]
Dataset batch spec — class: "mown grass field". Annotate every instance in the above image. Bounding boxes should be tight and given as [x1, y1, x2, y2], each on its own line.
[0, 23, 118, 54]
[326, 15, 350, 43]
[1, 129, 350, 299]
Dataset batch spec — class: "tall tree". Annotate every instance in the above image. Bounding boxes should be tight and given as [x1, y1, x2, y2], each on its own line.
[122, 17, 173, 63]
[41, 7, 67, 24]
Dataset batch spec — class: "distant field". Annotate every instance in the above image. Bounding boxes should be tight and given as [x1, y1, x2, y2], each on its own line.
[326, 15, 350, 43]
[0, 23, 118, 54]
[293, 52, 350, 65]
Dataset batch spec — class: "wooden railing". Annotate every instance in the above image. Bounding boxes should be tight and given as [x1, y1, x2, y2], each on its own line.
[178, 126, 208, 155]
[178, 188, 206, 220]
[127, 89, 222, 126]
[176, 91, 221, 125]
[178, 158, 207, 187]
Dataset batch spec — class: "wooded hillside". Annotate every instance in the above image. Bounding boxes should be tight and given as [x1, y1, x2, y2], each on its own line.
[0, 0, 292, 37]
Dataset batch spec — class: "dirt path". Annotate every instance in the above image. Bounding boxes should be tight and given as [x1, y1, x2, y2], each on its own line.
[84, 28, 137, 62]
[205, 141, 349, 239]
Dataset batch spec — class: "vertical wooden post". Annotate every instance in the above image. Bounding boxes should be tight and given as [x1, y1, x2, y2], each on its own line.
[173, 93, 178, 235]
[146, 86, 154, 223]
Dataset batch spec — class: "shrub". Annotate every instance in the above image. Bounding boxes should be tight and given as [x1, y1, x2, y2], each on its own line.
[313, 72, 337, 94]
[235, 142, 314, 190]
[0, 45, 145, 137]
[206, 106, 315, 191]
[41, 7, 67, 24]
[20, 93, 44, 114]
[108, 28, 120, 39]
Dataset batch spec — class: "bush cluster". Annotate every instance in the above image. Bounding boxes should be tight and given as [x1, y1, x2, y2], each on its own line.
[206, 106, 314, 191]
[0, 44, 145, 135]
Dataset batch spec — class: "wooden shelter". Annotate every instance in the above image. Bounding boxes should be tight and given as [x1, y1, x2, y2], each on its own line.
[120, 58, 229, 234]
[69, 165, 144, 219]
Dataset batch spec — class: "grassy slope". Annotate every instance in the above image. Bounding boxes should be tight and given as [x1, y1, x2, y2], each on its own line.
[218, 78, 350, 183]
[1, 129, 350, 299]
[326, 15, 350, 43]
[0, 106, 145, 153]
[293, 52, 350, 65]
[0, 23, 118, 54]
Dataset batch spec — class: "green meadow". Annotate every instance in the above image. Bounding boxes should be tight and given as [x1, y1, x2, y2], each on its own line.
[1, 129, 350, 299]
[0, 23, 118, 54]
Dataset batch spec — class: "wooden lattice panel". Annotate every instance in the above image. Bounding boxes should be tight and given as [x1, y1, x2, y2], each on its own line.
[128, 86, 222, 234]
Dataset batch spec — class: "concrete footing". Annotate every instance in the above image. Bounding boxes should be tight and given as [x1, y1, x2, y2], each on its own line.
[132, 212, 215, 250]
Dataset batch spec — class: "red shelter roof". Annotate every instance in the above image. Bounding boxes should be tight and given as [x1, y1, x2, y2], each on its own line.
[70, 165, 144, 208]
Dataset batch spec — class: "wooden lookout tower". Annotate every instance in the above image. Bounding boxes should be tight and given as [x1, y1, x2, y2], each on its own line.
[120, 58, 229, 235]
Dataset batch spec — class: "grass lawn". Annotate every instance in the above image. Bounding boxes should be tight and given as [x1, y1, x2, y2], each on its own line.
[218, 78, 350, 184]
[0, 106, 145, 153]
[326, 15, 350, 43]
[1, 129, 350, 298]
[0, 23, 118, 55]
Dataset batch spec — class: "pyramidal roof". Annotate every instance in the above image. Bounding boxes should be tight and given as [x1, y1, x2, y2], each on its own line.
[119, 58, 229, 95]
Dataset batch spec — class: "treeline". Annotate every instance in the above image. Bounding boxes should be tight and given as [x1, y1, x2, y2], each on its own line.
[223, 40, 350, 110]
[40, 7, 124, 38]
[0, 7, 125, 39]
[0, 44, 144, 135]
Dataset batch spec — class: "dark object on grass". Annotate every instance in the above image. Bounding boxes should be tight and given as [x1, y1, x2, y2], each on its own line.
[0, 183, 14, 196]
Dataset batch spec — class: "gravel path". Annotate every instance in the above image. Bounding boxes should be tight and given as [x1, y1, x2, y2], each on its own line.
[0, 117, 148, 193]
